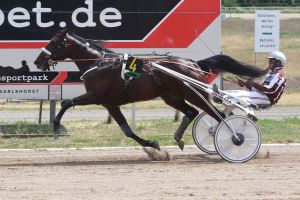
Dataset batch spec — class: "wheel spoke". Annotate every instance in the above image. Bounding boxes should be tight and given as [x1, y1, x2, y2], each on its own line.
[236, 120, 248, 133]
[218, 127, 232, 139]
[219, 141, 233, 153]
[199, 132, 214, 145]
[198, 123, 209, 130]
[227, 120, 236, 133]
[216, 135, 231, 140]
[238, 145, 248, 159]
[244, 138, 257, 141]
[202, 118, 213, 129]
[214, 116, 261, 163]
[240, 143, 258, 158]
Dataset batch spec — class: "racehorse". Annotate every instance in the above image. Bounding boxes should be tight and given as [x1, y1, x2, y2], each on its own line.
[34, 29, 266, 151]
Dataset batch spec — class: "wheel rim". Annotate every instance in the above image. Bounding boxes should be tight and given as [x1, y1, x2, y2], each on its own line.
[214, 116, 261, 163]
[192, 113, 218, 154]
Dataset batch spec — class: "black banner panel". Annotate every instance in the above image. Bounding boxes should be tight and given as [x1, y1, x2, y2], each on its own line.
[0, 0, 181, 40]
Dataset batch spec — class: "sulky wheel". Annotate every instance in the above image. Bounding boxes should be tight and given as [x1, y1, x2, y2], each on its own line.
[214, 115, 261, 163]
[192, 112, 218, 155]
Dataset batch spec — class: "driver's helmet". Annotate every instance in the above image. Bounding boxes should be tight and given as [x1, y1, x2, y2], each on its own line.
[268, 51, 286, 67]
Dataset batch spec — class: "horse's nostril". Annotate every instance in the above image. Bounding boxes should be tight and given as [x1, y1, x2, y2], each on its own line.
[34, 60, 39, 66]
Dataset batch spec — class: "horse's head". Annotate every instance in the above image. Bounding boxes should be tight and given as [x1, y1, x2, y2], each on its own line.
[34, 28, 71, 71]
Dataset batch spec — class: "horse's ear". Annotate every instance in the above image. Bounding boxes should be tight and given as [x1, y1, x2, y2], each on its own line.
[55, 28, 69, 40]
[62, 27, 69, 35]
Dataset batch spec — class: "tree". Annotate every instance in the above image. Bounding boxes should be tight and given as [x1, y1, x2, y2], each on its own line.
[223, 0, 238, 7]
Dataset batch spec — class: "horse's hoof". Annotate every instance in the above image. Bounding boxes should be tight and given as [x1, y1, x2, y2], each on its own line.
[53, 126, 60, 139]
[151, 140, 161, 151]
[53, 132, 59, 139]
[53, 120, 60, 132]
[176, 139, 184, 151]
[53, 126, 60, 133]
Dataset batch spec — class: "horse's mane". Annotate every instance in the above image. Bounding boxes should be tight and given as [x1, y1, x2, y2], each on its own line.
[68, 32, 114, 54]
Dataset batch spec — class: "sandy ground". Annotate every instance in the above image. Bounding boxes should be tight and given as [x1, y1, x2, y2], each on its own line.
[0, 145, 299, 200]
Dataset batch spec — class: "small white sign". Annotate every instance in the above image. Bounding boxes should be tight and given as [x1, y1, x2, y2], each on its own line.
[0, 85, 48, 99]
[49, 85, 62, 100]
[255, 10, 280, 52]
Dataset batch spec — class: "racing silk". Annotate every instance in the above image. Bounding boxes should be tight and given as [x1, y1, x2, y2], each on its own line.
[251, 68, 286, 105]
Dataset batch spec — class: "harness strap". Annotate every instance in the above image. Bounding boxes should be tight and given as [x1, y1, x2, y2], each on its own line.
[80, 66, 98, 80]
[41, 47, 52, 56]
[149, 62, 162, 86]
[121, 54, 132, 81]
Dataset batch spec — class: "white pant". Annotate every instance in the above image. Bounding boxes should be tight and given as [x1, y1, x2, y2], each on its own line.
[224, 90, 271, 106]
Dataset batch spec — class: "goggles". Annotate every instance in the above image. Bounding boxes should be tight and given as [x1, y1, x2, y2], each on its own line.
[268, 58, 276, 63]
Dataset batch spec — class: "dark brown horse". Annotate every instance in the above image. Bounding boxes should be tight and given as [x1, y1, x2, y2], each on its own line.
[34, 29, 266, 150]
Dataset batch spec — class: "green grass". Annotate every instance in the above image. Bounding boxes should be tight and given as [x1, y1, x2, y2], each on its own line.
[222, 7, 300, 14]
[258, 118, 300, 143]
[0, 118, 299, 149]
[0, 99, 168, 111]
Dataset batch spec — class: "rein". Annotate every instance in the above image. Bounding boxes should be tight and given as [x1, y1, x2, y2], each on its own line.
[51, 56, 216, 77]
[223, 77, 240, 84]
[51, 57, 119, 63]
[151, 59, 216, 76]
[43, 41, 216, 78]
[40, 32, 217, 78]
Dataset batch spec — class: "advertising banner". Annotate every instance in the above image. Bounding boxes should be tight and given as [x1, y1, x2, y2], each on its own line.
[0, 0, 221, 99]
[0, 71, 83, 99]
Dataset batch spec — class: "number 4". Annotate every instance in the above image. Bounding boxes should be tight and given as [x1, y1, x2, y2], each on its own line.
[129, 58, 137, 72]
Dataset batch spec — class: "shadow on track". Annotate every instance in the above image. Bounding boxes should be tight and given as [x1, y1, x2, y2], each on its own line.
[0, 152, 224, 167]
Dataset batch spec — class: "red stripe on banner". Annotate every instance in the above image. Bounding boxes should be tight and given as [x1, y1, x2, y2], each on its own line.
[106, 0, 220, 48]
[0, 83, 49, 86]
[0, 42, 48, 49]
[50, 71, 68, 85]
[62, 83, 84, 85]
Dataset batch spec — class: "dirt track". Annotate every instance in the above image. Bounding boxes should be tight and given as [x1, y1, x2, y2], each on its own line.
[0, 145, 299, 200]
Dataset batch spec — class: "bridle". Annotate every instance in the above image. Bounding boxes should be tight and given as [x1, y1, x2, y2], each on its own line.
[40, 33, 116, 69]
[40, 35, 71, 69]
[40, 47, 57, 67]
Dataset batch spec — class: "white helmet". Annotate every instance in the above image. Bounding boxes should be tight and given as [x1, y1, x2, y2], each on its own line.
[268, 51, 286, 66]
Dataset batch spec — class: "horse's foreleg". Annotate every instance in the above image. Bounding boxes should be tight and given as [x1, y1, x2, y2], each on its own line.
[105, 105, 160, 150]
[53, 99, 74, 132]
[162, 96, 199, 150]
[53, 92, 96, 133]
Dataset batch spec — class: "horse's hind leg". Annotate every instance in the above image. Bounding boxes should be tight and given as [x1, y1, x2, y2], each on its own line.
[105, 105, 160, 150]
[180, 86, 224, 122]
[162, 96, 199, 150]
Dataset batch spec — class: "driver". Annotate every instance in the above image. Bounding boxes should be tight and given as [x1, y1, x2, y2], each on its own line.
[213, 51, 287, 107]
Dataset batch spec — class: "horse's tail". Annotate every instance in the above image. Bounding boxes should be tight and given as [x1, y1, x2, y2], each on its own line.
[197, 55, 267, 78]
